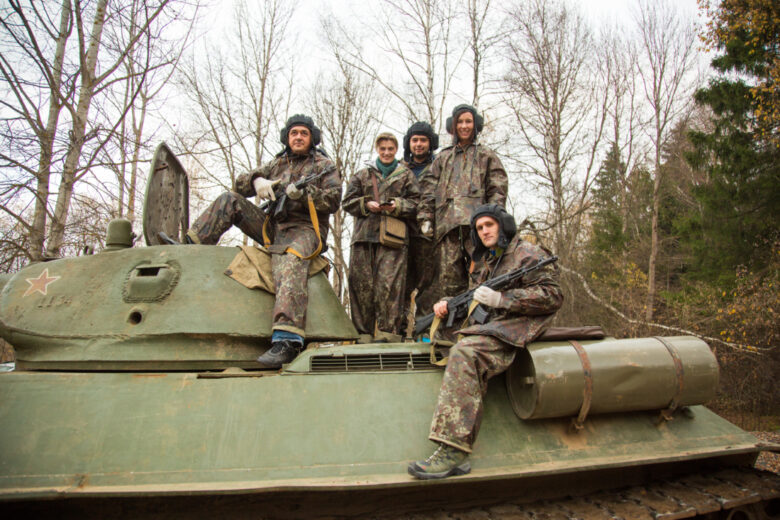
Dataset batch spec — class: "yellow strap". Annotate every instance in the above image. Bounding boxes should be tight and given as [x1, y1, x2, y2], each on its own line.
[428, 316, 448, 366]
[427, 299, 482, 367]
[262, 195, 323, 260]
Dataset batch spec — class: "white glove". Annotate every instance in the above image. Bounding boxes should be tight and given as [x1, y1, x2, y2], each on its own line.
[420, 220, 433, 237]
[473, 286, 503, 308]
[285, 183, 304, 200]
[253, 177, 281, 200]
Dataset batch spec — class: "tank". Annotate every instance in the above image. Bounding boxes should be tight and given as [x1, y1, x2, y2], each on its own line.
[0, 144, 777, 519]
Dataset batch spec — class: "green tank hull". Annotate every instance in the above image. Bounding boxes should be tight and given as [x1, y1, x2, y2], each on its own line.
[0, 245, 774, 517]
[0, 347, 761, 498]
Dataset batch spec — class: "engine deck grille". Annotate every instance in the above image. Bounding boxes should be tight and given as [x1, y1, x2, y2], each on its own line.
[309, 352, 441, 372]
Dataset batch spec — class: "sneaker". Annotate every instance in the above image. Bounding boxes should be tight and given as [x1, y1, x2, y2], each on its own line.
[256, 340, 303, 369]
[407, 443, 471, 480]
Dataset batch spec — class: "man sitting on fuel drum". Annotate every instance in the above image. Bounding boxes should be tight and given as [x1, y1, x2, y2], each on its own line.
[408, 204, 563, 480]
[170, 114, 341, 368]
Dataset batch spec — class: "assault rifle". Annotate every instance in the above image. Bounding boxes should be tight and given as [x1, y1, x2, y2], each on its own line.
[259, 165, 336, 220]
[413, 255, 558, 337]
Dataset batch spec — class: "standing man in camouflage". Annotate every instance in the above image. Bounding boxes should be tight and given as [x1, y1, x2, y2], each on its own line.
[408, 204, 563, 479]
[342, 132, 420, 340]
[400, 122, 439, 325]
[176, 114, 341, 368]
[417, 105, 508, 317]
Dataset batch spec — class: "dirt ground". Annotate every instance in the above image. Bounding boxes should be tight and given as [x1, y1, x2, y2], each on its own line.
[752, 430, 780, 474]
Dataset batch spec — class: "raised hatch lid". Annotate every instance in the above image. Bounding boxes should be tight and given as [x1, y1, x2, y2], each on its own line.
[143, 142, 189, 246]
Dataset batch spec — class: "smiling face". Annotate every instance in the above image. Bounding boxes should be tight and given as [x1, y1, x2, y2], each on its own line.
[409, 135, 430, 161]
[376, 139, 398, 164]
[456, 111, 475, 145]
[475, 215, 500, 249]
[288, 125, 312, 155]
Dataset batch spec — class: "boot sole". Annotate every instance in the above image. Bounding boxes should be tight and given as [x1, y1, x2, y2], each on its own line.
[407, 461, 471, 480]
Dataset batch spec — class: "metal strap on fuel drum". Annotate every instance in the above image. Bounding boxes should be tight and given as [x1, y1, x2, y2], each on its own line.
[654, 336, 685, 423]
[569, 340, 593, 433]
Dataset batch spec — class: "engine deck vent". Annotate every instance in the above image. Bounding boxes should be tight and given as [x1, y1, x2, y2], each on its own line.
[310, 352, 441, 372]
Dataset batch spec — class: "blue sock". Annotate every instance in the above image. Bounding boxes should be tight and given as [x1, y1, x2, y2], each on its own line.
[271, 330, 303, 345]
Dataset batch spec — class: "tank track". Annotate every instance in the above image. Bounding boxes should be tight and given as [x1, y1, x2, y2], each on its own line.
[388, 467, 780, 520]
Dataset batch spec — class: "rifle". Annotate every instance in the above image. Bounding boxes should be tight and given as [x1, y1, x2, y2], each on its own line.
[413, 255, 558, 337]
[259, 165, 336, 221]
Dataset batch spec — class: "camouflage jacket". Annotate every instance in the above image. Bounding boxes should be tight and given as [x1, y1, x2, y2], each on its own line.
[401, 159, 433, 238]
[235, 150, 341, 244]
[342, 162, 420, 245]
[418, 143, 507, 243]
[456, 235, 563, 347]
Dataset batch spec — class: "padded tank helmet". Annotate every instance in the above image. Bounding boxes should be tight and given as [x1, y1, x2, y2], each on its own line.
[445, 104, 484, 136]
[279, 114, 321, 149]
[470, 203, 517, 260]
[403, 121, 439, 162]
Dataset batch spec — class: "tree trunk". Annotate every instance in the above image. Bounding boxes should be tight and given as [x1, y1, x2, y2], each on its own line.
[48, 0, 108, 256]
[29, 0, 71, 261]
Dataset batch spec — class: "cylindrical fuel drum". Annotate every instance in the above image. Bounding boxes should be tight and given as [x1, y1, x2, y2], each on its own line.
[506, 336, 719, 420]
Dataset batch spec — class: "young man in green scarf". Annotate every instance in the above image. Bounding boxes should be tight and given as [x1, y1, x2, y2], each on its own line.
[342, 133, 420, 340]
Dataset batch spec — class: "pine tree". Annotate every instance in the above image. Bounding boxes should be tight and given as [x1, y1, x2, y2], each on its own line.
[686, 0, 780, 281]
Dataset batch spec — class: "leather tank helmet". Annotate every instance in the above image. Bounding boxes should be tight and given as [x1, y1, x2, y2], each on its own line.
[445, 104, 484, 135]
[403, 121, 439, 162]
[469, 203, 517, 261]
[279, 114, 322, 149]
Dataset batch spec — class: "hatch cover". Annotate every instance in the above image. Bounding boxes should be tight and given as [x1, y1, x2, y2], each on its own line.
[143, 142, 189, 245]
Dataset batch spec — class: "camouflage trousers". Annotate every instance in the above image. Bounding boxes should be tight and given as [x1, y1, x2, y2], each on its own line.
[348, 242, 407, 336]
[429, 334, 516, 453]
[268, 227, 319, 337]
[188, 192, 265, 245]
[427, 227, 473, 308]
[404, 235, 436, 318]
[191, 193, 313, 336]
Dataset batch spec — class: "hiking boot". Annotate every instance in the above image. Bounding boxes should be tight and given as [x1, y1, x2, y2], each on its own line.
[407, 443, 471, 480]
[256, 340, 303, 369]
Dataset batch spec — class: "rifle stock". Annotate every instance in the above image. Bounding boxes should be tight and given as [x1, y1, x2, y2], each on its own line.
[413, 255, 558, 337]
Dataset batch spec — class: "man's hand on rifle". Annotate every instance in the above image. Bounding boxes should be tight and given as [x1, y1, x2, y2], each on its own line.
[433, 300, 449, 319]
[286, 183, 304, 200]
[473, 286, 504, 308]
[253, 178, 281, 200]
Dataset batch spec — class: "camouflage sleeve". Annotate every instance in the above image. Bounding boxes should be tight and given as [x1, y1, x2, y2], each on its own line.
[500, 263, 563, 316]
[235, 163, 273, 197]
[307, 159, 342, 214]
[484, 149, 508, 207]
[390, 171, 420, 219]
[418, 157, 441, 223]
[342, 170, 369, 217]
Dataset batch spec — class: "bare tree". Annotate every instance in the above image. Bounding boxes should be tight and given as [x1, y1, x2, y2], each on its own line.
[104, 0, 194, 224]
[325, 0, 462, 130]
[503, 0, 608, 261]
[175, 0, 294, 196]
[306, 50, 386, 305]
[597, 24, 647, 244]
[0, 0, 186, 261]
[463, 0, 504, 107]
[634, 0, 698, 320]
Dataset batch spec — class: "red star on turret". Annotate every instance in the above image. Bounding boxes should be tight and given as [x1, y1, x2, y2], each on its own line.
[23, 268, 61, 297]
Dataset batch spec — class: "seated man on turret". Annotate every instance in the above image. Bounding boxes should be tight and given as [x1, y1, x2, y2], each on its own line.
[408, 204, 563, 479]
[163, 115, 341, 368]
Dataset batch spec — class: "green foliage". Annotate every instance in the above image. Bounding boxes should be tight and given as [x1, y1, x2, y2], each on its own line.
[586, 143, 652, 276]
[685, 0, 780, 282]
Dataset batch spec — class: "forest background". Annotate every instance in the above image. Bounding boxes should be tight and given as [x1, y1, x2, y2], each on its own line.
[0, 0, 777, 430]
